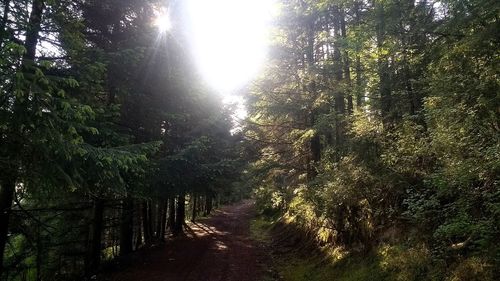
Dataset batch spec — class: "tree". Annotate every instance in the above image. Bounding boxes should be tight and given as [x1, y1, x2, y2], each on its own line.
[247, 0, 499, 277]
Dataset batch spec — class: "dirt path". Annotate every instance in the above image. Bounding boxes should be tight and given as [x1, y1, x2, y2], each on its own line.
[101, 200, 266, 281]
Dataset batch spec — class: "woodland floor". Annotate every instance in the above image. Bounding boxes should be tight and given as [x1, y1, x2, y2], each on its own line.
[100, 200, 270, 281]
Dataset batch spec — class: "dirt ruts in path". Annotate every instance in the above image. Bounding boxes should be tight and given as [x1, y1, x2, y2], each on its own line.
[101, 200, 266, 281]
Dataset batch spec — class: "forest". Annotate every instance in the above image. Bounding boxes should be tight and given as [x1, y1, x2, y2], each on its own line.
[0, 0, 498, 280]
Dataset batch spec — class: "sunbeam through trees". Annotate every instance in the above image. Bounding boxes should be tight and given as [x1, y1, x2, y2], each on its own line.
[0, 0, 498, 280]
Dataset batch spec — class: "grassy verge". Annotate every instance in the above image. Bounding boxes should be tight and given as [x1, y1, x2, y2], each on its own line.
[250, 216, 495, 281]
[249, 220, 388, 281]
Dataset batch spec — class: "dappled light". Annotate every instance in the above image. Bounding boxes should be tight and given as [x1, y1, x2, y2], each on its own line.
[0, 0, 497, 280]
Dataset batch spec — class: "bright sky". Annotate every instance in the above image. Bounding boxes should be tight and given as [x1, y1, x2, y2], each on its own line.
[185, 0, 275, 95]
[153, 0, 276, 122]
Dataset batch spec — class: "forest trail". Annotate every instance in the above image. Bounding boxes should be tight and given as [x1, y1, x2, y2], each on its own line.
[102, 200, 267, 281]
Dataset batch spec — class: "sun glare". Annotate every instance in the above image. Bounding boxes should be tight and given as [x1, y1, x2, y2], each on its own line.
[154, 12, 172, 33]
[186, 0, 275, 94]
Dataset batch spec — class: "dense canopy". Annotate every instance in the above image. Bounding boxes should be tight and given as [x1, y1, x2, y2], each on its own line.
[0, 0, 498, 280]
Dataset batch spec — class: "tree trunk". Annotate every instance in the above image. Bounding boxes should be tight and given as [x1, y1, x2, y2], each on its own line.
[141, 200, 151, 245]
[191, 194, 197, 222]
[340, 8, 353, 114]
[197, 196, 202, 216]
[159, 199, 167, 241]
[0, 177, 15, 274]
[354, 1, 363, 108]
[305, 14, 321, 179]
[355, 55, 363, 108]
[23, 0, 44, 62]
[204, 194, 212, 216]
[86, 199, 104, 276]
[148, 200, 153, 237]
[310, 117, 321, 162]
[154, 199, 165, 241]
[36, 223, 42, 281]
[0, 0, 10, 45]
[119, 197, 133, 256]
[135, 202, 142, 250]
[167, 196, 175, 232]
[376, 2, 392, 126]
[215, 195, 220, 209]
[173, 193, 185, 236]
[154, 200, 159, 238]
[332, 5, 346, 160]
[1, 0, 44, 272]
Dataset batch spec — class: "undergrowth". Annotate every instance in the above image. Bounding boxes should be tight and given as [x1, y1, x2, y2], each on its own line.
[250, 216, 495, 281]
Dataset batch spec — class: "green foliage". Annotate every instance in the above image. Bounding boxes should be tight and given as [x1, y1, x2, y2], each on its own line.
[247, 0, 500, 279]
[1, 0, 245, 279]
[251, 217, 495, 281]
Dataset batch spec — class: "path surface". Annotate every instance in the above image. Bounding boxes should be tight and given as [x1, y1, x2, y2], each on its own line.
[102, 200, 266, 281]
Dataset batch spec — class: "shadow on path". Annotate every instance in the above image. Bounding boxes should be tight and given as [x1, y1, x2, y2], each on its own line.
[100, 200, 266, 281]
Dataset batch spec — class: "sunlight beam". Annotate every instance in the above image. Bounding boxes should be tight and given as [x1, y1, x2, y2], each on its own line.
[186, 0, 275, 95]
[154, 10, 172, 33]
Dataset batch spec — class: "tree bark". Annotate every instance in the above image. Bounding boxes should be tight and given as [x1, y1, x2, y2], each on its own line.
[340, 8, 353, 114]
[305, 13, 321, 179]
[173, 193, 185, 236]
[23, 0, 44, 62]
[148, 200, 153, 237]
[332, 5, 346, 160]
[204, 194, 212, 216]
[167, 196, 175, 232]
[0, 176, 15, 274]
[154, 199, 164, 241]
[0, 0, 10, 44]
[86, 199, 104, 276]
[191, 194, 197, 222]
[355, 56, 363, 108]
[119, 197, 133, 256]
[135, 202, 142, 250]
[354, 1, 363, 108]
[159, 199, 167, 241]
[1, 0, 44, 273]
[141, 200, 152, 245]
[376, 2, 393, 126]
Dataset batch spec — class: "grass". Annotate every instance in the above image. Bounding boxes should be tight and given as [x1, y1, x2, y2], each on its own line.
[275, 252, 388, 281]
[250, 215, 273, 242]
[249, 215, 495, 281]
[250, 215, 387, 281]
